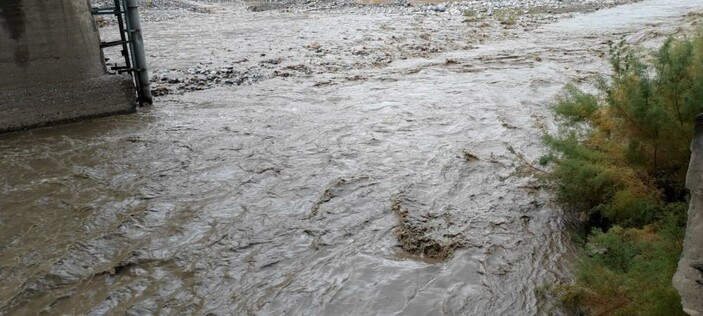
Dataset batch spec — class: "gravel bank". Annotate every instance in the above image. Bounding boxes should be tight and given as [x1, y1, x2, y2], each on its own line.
[94, 0, 640, 97]
[93, 0, 644, 96]
[92, 0, 643, 18]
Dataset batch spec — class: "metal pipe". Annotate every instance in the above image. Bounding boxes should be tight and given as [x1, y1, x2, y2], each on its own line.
[125, 0, 153, 105]
[114, 0, 132, 73]
[121, 0, 140, 103]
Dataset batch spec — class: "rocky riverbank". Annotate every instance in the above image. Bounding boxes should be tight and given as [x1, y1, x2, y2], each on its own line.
[116, 0, 644, 97]
[93, 0, 643, 13]
[93, 0, 645, 96]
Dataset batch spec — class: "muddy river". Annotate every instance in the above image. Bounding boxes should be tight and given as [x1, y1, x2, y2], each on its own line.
[2, 0, 702, 314]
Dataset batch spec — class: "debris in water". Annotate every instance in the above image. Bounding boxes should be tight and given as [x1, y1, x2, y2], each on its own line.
[463, 150, 480, 162]
[390, 196, 468, 260]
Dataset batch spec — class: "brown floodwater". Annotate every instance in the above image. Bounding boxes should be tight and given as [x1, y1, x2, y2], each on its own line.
[1, 0, 702, 314]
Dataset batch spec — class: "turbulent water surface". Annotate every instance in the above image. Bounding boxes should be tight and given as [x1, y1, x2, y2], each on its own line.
[1, 0, 702, 314]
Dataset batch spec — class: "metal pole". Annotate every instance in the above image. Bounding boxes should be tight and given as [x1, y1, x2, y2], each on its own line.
[125, 0, 153, 105]
[121, 0, 140, 103]
[114, 0, 132, 72]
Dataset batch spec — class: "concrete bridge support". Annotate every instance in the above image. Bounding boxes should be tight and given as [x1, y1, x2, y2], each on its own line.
[675, 114, 703, 316]
[0, 0, 135, 133]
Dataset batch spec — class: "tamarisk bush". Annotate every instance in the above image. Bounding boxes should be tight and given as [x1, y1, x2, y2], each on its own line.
[544, 35, 703, 228]
[541, 33, 703, 315]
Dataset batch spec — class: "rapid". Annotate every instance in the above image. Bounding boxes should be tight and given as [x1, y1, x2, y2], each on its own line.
[1, 0, 702, 314]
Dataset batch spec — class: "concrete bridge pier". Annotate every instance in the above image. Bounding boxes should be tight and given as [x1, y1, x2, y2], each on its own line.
[0, 0, 136, 133]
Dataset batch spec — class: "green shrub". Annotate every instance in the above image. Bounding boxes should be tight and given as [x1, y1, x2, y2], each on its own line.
[542, 33, 703, 314]
[462, 9, 484, 23]
[494, 8, 518, 26]
[558, 222, 686, 315]
[544, 34, 703, 228]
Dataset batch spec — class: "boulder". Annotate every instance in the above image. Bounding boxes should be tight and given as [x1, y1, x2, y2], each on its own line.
[674, 113, 703, 315]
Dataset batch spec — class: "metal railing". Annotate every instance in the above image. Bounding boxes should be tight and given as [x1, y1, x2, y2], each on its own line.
[91, 0, 153, 105]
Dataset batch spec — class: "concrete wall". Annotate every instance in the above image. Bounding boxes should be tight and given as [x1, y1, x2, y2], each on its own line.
[674, 113, 703, 316]
[0, 0, 135, 133]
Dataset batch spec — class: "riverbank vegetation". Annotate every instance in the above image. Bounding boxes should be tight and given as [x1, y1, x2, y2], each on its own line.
[540, 33, 703, 314]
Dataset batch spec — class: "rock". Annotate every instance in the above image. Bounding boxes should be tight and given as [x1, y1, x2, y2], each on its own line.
[151, 86, 170, 96]
[434, 4, 446, 12]
[307, 42, 321, 50]
[674, 113, 703, 316]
